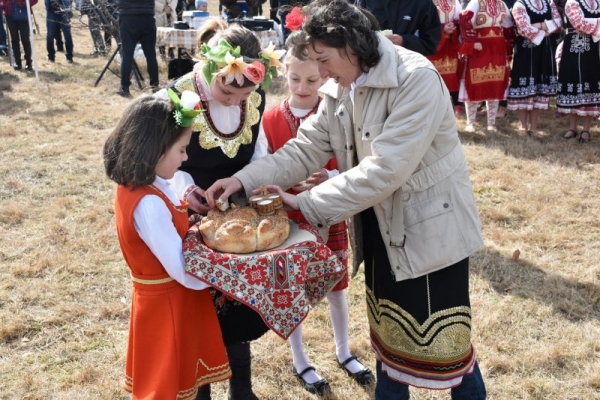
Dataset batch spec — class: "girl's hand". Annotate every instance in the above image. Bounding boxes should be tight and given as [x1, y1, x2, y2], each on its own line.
[305, 168, 328, 186]
[253, 185, 299, 211]
[186, 187, 211, 214]
[291, 182, 312, 192]
[474, 42, 482, 51]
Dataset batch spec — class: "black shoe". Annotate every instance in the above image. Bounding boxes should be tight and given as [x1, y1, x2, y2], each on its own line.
[579, 130, 591, 144]
[337, 355, 375, 386]
[48, 56, 55, 63]
[67, 58, 73, 64]
[13, 63, 22, 70]
[292, 366, 331, 396]
[116, 87, 131, 98]
[25, 64, 33, 71]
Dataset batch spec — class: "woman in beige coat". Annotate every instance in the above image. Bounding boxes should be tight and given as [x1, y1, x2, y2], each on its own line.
[206, 1, 486, 398]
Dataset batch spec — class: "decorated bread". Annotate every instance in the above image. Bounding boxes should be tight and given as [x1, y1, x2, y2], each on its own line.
[199, 203, 290, 254]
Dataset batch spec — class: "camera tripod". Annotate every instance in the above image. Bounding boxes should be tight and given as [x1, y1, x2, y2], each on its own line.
[94, 43, 144, 89]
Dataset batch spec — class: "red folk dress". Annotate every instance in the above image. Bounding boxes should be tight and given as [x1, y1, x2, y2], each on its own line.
[262, 99, 349, 291]
[459, 0, 513, 102]
[428, 0, 462, 93]
[115, 185, 231, 399]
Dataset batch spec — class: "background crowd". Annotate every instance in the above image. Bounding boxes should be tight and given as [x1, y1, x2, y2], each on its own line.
[1, 0, 598, 138]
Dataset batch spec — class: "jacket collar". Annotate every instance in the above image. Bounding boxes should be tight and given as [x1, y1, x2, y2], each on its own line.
[319, 33, 400, 100]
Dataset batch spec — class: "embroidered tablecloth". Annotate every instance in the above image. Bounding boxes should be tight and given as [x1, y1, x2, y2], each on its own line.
[184, 221, 346, 339]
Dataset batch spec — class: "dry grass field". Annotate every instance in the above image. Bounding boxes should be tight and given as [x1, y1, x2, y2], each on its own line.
[1, 4, 600, 400]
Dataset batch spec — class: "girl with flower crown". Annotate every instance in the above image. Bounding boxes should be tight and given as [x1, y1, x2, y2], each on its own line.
[103, 92, 232, 399]
[155, 24, 285, 400]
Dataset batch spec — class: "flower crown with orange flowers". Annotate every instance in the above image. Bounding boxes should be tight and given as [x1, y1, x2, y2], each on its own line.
[199, 39, 286, 91]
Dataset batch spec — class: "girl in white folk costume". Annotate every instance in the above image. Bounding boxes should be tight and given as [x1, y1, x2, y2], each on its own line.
[155, 25, 285, 400]
[556, 0, 600, 143]
[507, 0, 562, 137]
[428, 0, 464, 117]
[459, 0, 515, 132]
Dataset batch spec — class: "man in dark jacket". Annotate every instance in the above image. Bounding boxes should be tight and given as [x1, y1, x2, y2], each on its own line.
[116, 0, 158, 97]
[356, 0, 441, 56]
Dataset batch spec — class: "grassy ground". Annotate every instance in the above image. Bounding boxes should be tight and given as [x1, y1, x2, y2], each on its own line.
[1, 4, 600, 400]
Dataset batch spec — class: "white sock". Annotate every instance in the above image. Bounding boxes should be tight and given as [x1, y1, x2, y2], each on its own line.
[486, 100, 499, 126]
[466, 101, 478, 125]
[328, 290, 364, 374]
[289, 324, 323, 384]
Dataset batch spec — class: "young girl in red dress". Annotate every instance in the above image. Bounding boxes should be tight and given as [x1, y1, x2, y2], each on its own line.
[259, 52, 375, 396]
[103, 91, 231, 399]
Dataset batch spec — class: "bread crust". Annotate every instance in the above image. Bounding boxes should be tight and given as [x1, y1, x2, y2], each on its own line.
[199, 206, 290, 253]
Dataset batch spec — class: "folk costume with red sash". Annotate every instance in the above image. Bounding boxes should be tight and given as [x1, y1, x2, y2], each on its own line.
[262, 98, 349, 291]
[115, 184, 231, 399]
[428, 0, 462, 92]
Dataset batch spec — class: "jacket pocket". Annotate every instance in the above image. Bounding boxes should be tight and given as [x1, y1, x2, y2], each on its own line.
[403, 192, 468, 276]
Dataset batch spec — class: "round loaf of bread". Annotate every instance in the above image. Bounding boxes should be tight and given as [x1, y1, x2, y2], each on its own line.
[199, 205, 290, 253]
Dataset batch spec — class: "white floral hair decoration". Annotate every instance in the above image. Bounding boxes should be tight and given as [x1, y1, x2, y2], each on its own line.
[168, 89, 202, 127]
[199, 39, 286, 91]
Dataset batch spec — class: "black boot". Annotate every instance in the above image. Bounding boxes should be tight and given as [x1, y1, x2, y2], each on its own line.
[196, 383, 211, 400]
[227, 342, 258, 400]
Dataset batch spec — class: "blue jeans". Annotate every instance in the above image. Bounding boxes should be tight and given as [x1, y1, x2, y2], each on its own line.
[46, 9, 73, 60]
[375, 361, 487, 400]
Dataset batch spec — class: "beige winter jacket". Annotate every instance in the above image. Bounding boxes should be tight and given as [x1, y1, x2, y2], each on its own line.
[235, 34, 484, 281]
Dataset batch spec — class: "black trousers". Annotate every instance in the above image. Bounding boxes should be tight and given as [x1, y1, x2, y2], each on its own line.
[6, 16, 31, 66]
[118, 14, 159, 89]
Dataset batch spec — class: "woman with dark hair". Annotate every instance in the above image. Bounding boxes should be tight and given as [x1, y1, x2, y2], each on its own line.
[206, 0, 487, 398]
[156, 24, 285, 400]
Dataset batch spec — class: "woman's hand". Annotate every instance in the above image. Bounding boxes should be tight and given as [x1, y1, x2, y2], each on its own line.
[474, 42, 482, 51]
[204, 177, 243, 208]
[186, 187, 211, 214]
[254, 185, 299, 211]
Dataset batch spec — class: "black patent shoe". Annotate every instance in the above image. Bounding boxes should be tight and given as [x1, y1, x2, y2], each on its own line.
[337, 355, 375, 386]
[25, 63, 32, 71]
[293, 366, 331, 396]
[579, 130, 591, 144]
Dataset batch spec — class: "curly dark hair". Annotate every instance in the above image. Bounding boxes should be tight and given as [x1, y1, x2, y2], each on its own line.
[286, 0, 381, 71]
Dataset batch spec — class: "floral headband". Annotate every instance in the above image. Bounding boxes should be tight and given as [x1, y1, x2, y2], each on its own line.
[285, 7, 306, 32]
[198, 39, 285, 91]
[168, 88, 202, 127]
